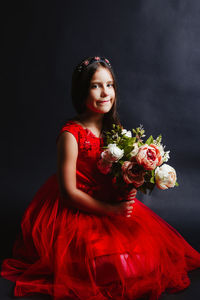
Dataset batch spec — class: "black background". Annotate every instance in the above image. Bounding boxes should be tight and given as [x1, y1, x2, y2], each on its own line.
[1, 1, 200, 299]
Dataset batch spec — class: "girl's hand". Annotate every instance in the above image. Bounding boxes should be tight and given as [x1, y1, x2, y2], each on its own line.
[109, 200, 135, 218]
[117, 187, 137, 202]
[123, 188, 137, 201]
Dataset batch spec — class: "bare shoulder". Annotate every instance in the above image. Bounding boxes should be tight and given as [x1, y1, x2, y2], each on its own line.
[57, 131, 78, 194]
[57, 131, 78, 160]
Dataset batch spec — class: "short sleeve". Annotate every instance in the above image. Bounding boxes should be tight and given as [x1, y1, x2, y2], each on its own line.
[56, 121, 80, 144]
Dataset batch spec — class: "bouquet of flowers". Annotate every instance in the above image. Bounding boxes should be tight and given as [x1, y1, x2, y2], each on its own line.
[97, 124, 178, 194]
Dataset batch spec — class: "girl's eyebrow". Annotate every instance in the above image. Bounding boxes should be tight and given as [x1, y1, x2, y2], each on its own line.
[91, 80, 114, 83]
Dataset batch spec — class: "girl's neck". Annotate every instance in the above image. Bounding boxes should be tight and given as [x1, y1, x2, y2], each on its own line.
[73, 112, 104, 138]
[76, 112, 104, 130]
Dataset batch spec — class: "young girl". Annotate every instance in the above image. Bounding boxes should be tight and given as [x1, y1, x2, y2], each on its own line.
[1, 56, 200, 300]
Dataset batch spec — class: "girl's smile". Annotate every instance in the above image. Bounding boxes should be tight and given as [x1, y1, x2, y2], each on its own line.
[97, 99, 111, 105]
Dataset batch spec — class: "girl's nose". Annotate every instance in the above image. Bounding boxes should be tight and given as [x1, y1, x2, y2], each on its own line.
[101, 86, 109, 97]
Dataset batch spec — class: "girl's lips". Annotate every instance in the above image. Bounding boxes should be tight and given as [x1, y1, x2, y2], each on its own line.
[97, 100, 110, 103]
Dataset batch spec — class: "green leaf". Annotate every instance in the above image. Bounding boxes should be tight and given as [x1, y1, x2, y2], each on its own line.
[126, 154, 132, 160]
[175, 181, 179, 187]
[145, 135, 154, 145]
[156, 134, 162, 144]
[132, 137, 137, 143]
[128, 137, 136, 145]
[123, 143, 136, 154]
[141, 130, 145, 135]
[150, 176, 155, 184]
[138, 141, 144, 147]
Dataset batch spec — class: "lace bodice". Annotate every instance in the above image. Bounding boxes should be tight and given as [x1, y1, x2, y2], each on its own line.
[57, 120, 117, 201]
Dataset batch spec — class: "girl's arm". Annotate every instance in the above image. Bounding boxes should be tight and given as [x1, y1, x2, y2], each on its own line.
[57, 132, 134, 217]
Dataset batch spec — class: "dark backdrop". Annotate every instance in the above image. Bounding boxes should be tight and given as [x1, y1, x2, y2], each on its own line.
[1, 0, 200, 298]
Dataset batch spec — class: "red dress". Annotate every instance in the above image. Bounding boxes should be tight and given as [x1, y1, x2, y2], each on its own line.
[1, 120, 200, 300]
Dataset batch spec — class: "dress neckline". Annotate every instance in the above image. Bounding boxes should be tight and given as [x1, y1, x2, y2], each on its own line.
[69, 120, 104, 140]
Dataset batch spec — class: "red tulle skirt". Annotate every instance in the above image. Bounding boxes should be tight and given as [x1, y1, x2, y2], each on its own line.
[1, 174, 200, 300]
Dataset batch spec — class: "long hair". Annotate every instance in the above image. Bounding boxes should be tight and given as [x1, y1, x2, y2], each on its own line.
[71, 56, 121, 132]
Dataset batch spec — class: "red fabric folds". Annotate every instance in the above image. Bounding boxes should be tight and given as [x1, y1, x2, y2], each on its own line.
[1, 121, 200, 300]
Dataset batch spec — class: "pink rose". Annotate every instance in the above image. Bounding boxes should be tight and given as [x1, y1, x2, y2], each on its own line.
[136, 144, 162, 170]
[121, 160, 145, 188]
[97, 158, 112, 175]
[94, 56, 100, 61]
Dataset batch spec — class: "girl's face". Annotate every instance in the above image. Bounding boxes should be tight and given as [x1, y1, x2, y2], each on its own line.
[85, 66, 115, 114]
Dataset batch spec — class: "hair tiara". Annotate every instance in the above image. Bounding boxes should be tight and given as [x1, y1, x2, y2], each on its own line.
[76, 56, 112, 73]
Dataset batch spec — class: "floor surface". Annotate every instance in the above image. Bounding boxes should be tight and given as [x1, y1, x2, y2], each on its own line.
[0, 268, 200, 299]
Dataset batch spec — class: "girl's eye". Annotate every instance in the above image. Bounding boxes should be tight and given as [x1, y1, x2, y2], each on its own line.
[91, 84, 99, 89]
[91, 83, 113, 89]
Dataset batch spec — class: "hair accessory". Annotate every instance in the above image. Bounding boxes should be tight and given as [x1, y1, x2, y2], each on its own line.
[76, 56, 112, 73]
[83, 60, 89, 66]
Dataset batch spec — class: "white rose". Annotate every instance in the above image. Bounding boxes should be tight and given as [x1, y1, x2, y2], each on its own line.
[155, 164, 177, 190]
[130, 142, 139, 157]
[122, 129, 132, 137]
[102, 144, 124, 162]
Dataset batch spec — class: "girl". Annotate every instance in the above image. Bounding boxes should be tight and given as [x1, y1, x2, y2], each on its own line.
[1, 56, 200, 300]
